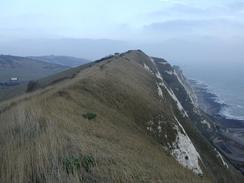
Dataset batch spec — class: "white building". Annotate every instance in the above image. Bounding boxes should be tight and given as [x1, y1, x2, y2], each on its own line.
[10, 77, 18, 81]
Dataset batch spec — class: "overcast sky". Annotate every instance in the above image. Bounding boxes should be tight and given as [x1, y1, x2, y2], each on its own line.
[0, 0, 244, 65]
[1, 0, 244, 41]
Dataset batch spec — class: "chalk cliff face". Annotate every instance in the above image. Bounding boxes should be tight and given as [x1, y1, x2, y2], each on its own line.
[0, 50, 243, 183]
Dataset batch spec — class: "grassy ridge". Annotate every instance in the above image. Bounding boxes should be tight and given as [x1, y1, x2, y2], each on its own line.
[0, 52, 213, 182]
[1, 50, 243, 182]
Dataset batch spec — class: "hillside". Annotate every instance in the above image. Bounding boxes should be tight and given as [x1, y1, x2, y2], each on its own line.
[0, 55, 70, 102]
[0, 50, 243, 183]
[29, 55, 89, 67]
[0, 55, 68, 81]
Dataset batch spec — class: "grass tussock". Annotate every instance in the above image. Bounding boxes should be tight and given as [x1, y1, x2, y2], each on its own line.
[82, 112, 97, 120]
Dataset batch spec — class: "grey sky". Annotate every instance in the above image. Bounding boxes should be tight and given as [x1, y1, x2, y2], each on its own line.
[1, 0, 244, 41]
[0, 0, 244, 65]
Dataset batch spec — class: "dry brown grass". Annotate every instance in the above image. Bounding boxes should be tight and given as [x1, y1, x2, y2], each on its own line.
[0, 51, 215, 182]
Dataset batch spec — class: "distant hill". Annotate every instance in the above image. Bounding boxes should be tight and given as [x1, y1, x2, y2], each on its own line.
[0, 55, 68, 82]
[29, 55, 89, 67]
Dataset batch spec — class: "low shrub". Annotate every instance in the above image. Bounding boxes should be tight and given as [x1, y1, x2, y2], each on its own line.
[63, 154, 96, 174]
[81, 155, 96, 172]
[63, 155, 81, 174]
[82, 112, 97, 120]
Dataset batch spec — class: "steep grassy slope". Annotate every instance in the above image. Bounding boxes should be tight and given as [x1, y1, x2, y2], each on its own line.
[0, 50, 243, 183]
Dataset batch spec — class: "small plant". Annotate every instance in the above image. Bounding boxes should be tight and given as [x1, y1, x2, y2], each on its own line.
[63, 154, 96, 174]
[81, 155, 96, 172]
[63, 155, 82, 174]
[82, 112, 97, 120]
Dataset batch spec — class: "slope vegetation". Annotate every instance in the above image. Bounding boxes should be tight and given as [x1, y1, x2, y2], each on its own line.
[0, 50, 243, 183]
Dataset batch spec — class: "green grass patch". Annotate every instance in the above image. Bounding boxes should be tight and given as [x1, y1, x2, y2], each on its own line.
[81, 155, 96, 172]
[63, 154, 96, 174]
[82, 112, 97, 120]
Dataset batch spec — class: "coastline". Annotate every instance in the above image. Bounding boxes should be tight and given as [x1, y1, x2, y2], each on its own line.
[189, 79, 244, 128]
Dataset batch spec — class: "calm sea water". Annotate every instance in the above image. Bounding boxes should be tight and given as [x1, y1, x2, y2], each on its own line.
[180, 62, 244, 120]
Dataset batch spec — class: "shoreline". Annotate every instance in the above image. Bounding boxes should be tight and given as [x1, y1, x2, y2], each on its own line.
[189, 79, 244, 128]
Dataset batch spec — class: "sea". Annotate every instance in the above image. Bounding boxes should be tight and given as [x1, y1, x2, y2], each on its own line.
[180, 62, 244, 120]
